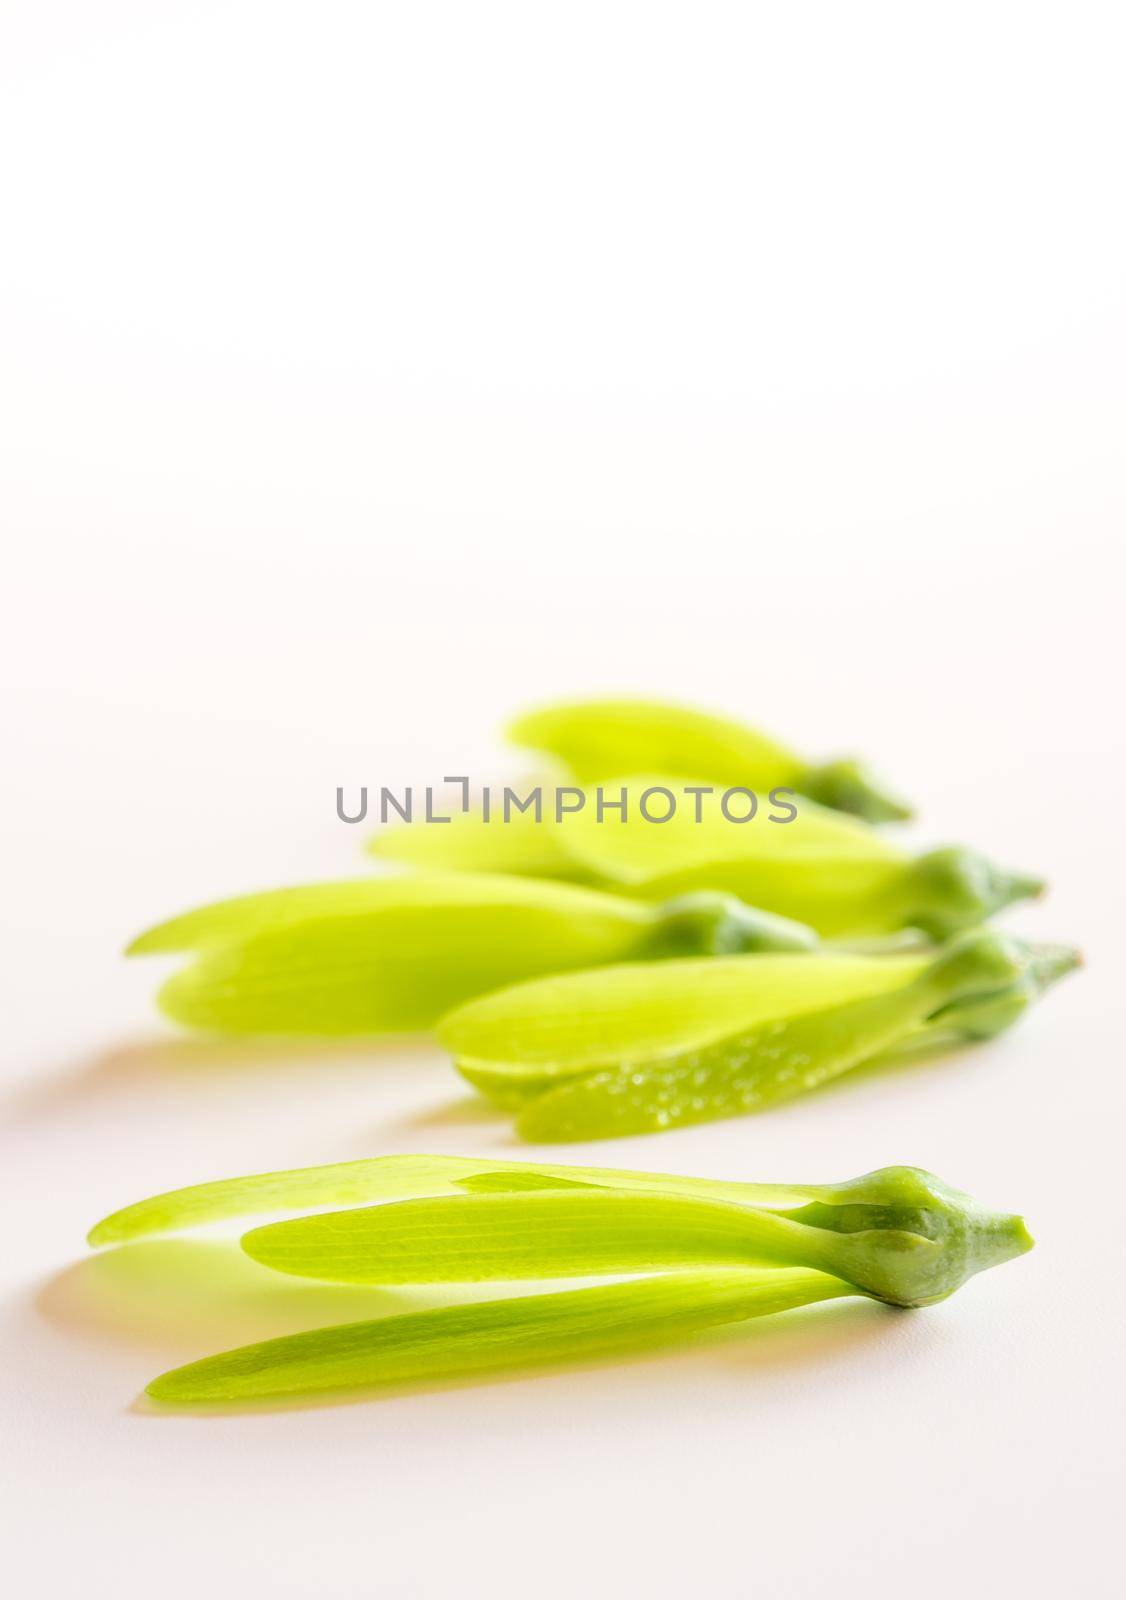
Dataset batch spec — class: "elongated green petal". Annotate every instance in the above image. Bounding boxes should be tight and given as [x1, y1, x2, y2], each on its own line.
[244, 1171, 1034, 1309]
[130, 872, 652, 957]
[509, 698, 911, 822]
[440, 951, 927, 1086]
[129, 882, 397, 955]
[146, 874, 659, 1034]
[560, 783, 896, 885]
[88, 1153, 817, 1247]
[133, 875, 819, 1037]
[444, 931, 1075, 1139]
[641, 858, 917, 937]
[550, 781, 922, 935]
[634, 843, 1044, 939]
[146, 1267, 850, 1402]
[525, 781, 1041, 937]
[241, 1189, 797, 1283]
[512, 996, 941, 1142]
[510, 697, 806, 788]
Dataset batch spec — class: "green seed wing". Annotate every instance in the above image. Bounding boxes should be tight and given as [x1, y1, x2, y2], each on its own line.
[140, 874, 656, 1034]
[128, 879, 425, 954]
[508, 697, 804, 788]
[145, 1267, 849, 1402]
[240, 1188, 787, 1283]
[440, 951, 926, 1090]
[513, 1002, 910, 1141]
[129, 872, 645, 955]
[88, 1154, 816, 1247]
[556, 781, 901, 887]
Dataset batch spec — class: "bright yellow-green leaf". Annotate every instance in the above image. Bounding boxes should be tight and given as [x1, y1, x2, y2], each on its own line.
[88, 1152, 815, 1247]
[129, 873, 645, 956]
[136, 874, 659, 1034]
[509, 696, 911, 822]
[561, 784, 894, 885]
[442, 932, 1077, 1140]
[439, 950, 926, 1084]
[510, 698, 807, 788]
[551, 785, 1042, 938]
[240, 1188, 799, 1283]
[145, 1267, 849, 1402]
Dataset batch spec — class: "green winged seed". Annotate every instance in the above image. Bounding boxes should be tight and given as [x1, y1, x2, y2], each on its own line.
[129, 873, 816, 1035]
[509, 697, 913, 822]
[91, 1152, 1032, 1308]
[119, 1158, 1031, 1401]
[549, 783, 1044, 939]
[439, 930, 1079, 1139]
[239, 1165, 1033, 1307]
[372, 782, 1041, 939]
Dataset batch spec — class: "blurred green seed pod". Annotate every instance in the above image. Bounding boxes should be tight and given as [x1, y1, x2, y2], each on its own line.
[545, 783, 1044, 939]
[440, 928, 1079, 1139]
[127, 874, 820, 1035]
[509, 696, 912, 822]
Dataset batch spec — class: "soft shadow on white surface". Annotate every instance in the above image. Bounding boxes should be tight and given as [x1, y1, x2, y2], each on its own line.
[389, 1091, 517, 1135]
[38, 1238, 407, 1352]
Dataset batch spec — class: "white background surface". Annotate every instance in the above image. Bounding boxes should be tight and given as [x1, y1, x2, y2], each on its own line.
[2, 4, 1123, 1596]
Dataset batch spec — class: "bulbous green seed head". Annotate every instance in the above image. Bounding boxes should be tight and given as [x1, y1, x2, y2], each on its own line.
[784, 1165, 1034, 1307]
[929, 941, 1082, 1038]
[910, 846, 1045, 938]
[919, 926, 1029, 1005]
[801, 757, 914, 823]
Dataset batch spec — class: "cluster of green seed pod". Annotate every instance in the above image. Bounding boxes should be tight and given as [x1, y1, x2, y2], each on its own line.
[106, 695, 1075, 1402]
[130, 694, 1076, 1141]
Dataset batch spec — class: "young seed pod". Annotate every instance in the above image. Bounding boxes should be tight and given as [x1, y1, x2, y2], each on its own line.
[373, 782, 1042, 940]
[509, 696, 912, 822]
[549, 783, 1044, 939]
[235, 1164, 1031, 1309]
[439, 929, 1079, 1140]
[128, 874, 818, 1035]
[86, 1154, 1031, 1402]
